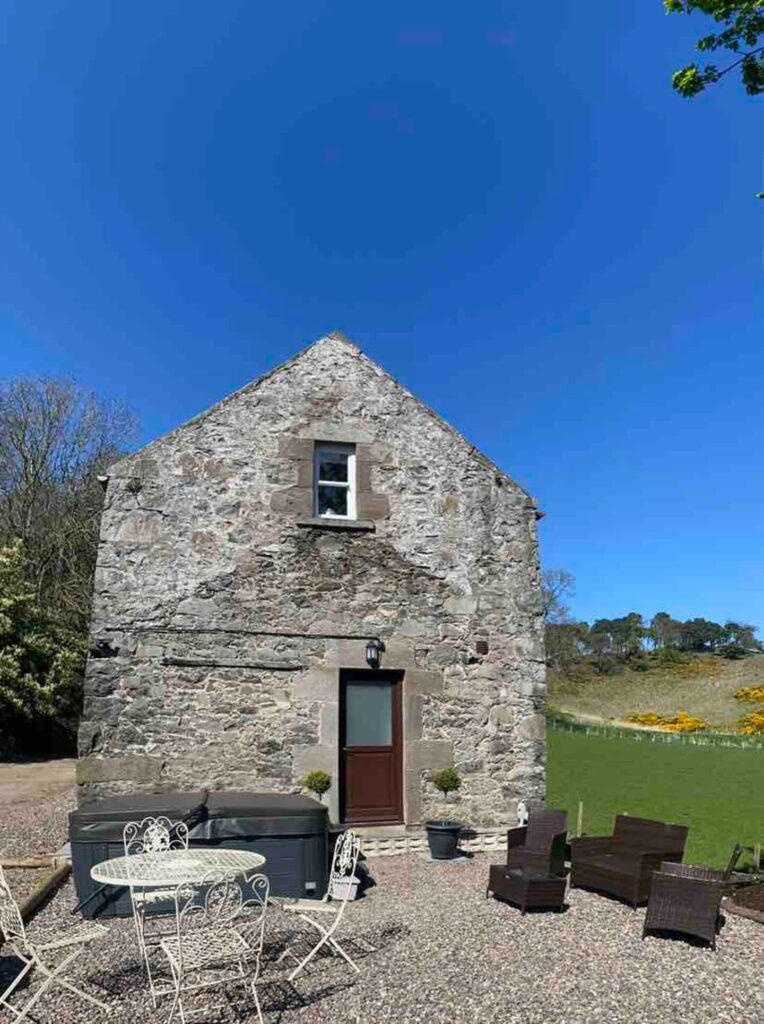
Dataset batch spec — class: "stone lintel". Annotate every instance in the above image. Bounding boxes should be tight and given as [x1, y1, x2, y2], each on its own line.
[292, 667, 338, 703]
[277, 437, 315, 460]
[355, 441, 392, 464]
[323, 638, 417, 669]
[323, 640, 368, 668]
[384, 639, 417, 667]
[76, 755, 164, 785]
[301, 423, 374, 444]
[405, 668, 443, 695]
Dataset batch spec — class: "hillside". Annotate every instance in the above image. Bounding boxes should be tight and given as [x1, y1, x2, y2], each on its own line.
[548, 652, 764, 731]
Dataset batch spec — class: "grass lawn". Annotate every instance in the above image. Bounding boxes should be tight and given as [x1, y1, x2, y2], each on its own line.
[547, 726, 764, 867]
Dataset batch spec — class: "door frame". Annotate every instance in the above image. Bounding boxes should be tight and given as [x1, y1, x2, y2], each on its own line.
[339, 669, 403, 825]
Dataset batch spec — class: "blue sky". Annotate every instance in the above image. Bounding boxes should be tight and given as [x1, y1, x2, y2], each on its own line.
[1, 2, 762, 629]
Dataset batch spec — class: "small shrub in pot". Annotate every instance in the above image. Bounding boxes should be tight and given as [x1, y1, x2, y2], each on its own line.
[300, 770, 331, 803]
[425, 767, 463, 860]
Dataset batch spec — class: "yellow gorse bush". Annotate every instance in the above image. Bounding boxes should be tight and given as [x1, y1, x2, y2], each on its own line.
[733, 686, 764, 734]
[626, 711, 709, 732]
[627, 712, 665, 727]
[734, 686, 764, 704]
[662, 712, 710, 733]
[739, 710, 764, 736]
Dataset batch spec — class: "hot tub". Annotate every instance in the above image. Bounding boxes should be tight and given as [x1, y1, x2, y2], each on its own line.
[69, 790, 327, 918]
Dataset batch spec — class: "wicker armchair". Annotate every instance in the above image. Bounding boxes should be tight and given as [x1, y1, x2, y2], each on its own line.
[570, 814, 688, 907]
[506, 809, 568, 876]
[642, 844, 743, 949]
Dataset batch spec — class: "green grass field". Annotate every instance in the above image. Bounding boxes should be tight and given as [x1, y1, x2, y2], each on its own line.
[547, 726, 764, 867]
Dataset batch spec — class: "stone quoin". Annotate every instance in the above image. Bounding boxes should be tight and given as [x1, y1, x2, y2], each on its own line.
[77, 333, 547, 827]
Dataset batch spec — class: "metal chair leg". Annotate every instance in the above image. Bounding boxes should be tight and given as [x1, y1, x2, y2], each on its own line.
[8, 950, 80, 1023]
[251, 980, 264, 1024]
[0, 957, 34, 1012]
[327, 935, 360, 973]
[36, 957, 110, 1011]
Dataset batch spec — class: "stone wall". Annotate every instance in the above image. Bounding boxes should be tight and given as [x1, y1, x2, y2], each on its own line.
[78, 333, 546, 826]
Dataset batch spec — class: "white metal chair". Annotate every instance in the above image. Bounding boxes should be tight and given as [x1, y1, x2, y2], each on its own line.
[276, 829, 363, 981]
[158, 869, 269, 1024]
[123, 815, 190, 1005]
[0, 865, 109, 1021]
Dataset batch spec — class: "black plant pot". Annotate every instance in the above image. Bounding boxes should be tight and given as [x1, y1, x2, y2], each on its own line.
[425, 820, 463, 860]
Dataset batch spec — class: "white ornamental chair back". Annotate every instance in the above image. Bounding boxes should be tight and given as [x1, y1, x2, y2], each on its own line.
[123, 815, 191, 1007]
[160, 869, 270, 1024]
[277, 829, 363, 981]
[123, 815, 190, 857]
[0, 866, 109, 1022]
[326, 828, 362, 907]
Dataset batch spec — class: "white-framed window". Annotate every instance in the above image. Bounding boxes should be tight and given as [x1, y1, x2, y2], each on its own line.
[314, 442, 356, 519]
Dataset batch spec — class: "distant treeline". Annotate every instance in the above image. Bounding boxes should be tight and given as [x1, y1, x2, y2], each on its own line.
[541, 570, 762, 672]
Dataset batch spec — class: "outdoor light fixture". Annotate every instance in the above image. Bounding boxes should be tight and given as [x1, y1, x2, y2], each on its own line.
[365, 638, 385, 669]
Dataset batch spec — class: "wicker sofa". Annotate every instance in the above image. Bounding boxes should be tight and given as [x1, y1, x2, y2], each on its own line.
[570, 814, 688, 908]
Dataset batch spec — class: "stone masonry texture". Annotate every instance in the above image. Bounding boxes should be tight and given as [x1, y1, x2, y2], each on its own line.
[78, 334, 546, 827]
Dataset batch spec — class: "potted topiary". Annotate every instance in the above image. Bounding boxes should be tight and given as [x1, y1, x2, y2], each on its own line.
[300, 769, 332, 804]
[425, 767, 463, 860]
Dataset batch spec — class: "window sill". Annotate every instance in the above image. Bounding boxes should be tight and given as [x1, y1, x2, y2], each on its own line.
[296, 516, 376, 533]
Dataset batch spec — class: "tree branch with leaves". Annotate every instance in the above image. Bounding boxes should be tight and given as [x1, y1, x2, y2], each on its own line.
[666, 1, 764, 96]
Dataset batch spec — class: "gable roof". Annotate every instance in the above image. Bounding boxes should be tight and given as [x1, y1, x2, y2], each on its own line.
[111, 331, 537, 507]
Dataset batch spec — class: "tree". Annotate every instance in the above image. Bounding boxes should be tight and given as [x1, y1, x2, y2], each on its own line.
[541, 568, 576, 625]
[0, 539, 86, 753]
[676, 617, 727, 651]
[0, 377, 138, 631]
[666, 1, 764, 96]
[545, 620, 590, 670]
[648, 611, 683, 649]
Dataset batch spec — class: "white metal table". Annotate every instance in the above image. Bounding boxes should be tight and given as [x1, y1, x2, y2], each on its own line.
[91, 848, 267, 1009]
[90, 847, 266, 888]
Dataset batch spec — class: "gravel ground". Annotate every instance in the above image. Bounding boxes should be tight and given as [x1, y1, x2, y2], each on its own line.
[0, 759, 75, 859]
[1, 856, 761, 1024]
[1, 767, 762, 1024]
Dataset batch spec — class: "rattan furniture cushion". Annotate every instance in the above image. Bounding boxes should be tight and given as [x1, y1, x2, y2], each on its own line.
[486, 865, 567, 913]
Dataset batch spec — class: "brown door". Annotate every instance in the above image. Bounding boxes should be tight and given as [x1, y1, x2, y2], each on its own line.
[340, 670, 403, 824]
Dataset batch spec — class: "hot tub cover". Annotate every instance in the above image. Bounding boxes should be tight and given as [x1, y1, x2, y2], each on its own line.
[69, 791, 207, 842]
[69, 789, 326, 842]
[199, 791, 327, 839]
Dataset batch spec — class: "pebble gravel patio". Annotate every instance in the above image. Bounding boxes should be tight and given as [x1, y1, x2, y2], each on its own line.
[1, 777, 762, 1024]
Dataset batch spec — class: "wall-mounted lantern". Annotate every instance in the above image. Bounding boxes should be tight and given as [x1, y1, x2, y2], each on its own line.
[365, 638, 385, 669]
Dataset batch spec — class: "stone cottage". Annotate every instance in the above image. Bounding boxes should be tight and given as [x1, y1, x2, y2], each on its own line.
[77, 333, 546, 828]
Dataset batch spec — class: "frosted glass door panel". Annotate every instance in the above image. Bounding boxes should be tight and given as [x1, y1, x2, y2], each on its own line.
[345, 682, 392, 746]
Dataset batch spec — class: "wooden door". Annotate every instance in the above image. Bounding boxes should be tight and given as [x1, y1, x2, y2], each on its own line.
[340, 671, 403, 824]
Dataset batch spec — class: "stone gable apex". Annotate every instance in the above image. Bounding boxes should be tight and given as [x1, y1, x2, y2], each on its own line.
[108, 331, 536, 505]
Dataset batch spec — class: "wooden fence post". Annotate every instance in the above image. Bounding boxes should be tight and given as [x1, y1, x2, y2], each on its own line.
[576, 800, 583, 838]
